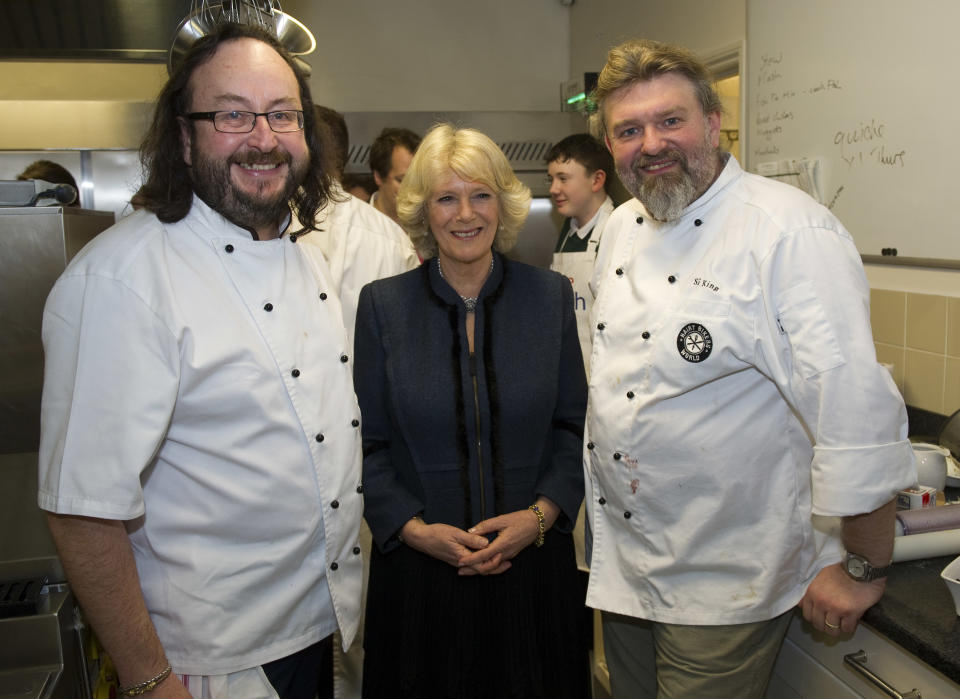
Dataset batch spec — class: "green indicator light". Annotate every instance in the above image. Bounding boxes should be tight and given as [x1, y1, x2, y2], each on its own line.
[566, 92, 586, 105]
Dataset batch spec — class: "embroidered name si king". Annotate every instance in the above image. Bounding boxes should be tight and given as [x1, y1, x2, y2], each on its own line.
[693, 277, 720, 292]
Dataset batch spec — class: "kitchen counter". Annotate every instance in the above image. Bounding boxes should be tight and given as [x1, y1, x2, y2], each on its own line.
[863, 553, 960, 684]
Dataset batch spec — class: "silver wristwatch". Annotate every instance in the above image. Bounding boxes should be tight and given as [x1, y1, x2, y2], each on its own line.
[843, 552, 891, 582]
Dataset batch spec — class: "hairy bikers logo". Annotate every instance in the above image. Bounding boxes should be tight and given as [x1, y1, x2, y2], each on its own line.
[676, 323, 712, 362]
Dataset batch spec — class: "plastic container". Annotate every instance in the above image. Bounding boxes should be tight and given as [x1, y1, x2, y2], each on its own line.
[940, 555, 960, 616]
[913, 442, 948, 492]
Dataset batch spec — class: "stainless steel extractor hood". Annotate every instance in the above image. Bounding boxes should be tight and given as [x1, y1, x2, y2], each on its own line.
[0, 0, 315, 65]
[0, 0, 192, 61]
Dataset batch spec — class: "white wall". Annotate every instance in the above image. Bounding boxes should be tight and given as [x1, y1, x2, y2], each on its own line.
[568, 0, 745, 78]
[285, 0, 570, 112]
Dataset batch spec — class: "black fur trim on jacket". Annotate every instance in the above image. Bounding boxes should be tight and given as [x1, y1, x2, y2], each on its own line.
[422, 263, 474, 529]
[448, 300, 473, 530]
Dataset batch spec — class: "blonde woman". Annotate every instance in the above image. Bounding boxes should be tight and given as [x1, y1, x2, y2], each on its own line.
[354, 124, 588, 698]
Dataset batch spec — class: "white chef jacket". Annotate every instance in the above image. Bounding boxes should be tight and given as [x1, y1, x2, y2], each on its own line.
[38, 197, 364, 675]
[296, 186, 419, 350]
[585, 155, 915, 625]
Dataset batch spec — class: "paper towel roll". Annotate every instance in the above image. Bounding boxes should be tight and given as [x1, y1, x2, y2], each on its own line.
[893, 529, 960, 562]
[896, 505, 960, 535]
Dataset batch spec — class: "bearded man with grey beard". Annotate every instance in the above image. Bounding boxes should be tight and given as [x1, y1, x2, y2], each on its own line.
[583, 38, 914, 699]
[38, 21, 363, 699]
[618, 131, 719, 222]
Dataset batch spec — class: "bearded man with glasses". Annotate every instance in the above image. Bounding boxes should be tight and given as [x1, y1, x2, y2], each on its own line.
[38, 22, 362, 699]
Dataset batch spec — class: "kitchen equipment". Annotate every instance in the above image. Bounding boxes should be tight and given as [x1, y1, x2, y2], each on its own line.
[0, 206, 114, 454]
[0, 180, 77, 208]
[896, 504, 960, 536]
[0, 576, 45, 619]
[940, 555, 960, 616]
[168, 0, 315, 75]
[0, 558, 90, 699]
[946, 454, 960, 489]
[913, 442, 949, 492]
[893, 529, 960, 562]
[939, 408, 960, 485]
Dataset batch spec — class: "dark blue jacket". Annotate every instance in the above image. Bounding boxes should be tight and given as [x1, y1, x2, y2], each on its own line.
[354, 253, 587, 552]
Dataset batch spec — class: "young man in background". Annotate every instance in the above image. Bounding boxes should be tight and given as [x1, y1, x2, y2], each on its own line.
[547, 133, 615, 373]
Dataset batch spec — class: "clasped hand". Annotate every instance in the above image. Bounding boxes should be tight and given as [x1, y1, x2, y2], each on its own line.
[400, 509, 541, 577]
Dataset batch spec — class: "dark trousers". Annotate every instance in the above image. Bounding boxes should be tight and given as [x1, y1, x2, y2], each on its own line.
[262, 635, 333, 699]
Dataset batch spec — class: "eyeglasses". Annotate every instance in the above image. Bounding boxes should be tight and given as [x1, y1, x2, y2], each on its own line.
[186, 110, 305, 133]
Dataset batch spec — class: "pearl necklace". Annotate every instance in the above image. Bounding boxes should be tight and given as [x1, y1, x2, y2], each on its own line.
[436, 256, 494, 313]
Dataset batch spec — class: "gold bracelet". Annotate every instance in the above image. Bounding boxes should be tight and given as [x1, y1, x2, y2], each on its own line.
[528, 504, 545, 547]
[118, 665, 172, 696]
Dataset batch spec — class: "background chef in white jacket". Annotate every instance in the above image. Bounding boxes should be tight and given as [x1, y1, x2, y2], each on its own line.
[584, 38, 915, 698]
[296, 104, 419, 699]
[38, 23, 363, 699]
[299, 105, 419, 352]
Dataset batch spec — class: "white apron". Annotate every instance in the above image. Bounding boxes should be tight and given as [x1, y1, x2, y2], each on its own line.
[551, 234, 601, 377]
[551, 231, 601, 572]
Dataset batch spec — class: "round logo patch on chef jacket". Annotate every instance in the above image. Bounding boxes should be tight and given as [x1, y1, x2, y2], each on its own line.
[676, 323, 713, 362]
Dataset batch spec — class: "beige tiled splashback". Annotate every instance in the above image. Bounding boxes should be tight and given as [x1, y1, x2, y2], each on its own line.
[871, 289, 960, 416]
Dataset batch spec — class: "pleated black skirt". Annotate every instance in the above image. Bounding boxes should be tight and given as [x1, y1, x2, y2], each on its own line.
[361, 530, 589, 699]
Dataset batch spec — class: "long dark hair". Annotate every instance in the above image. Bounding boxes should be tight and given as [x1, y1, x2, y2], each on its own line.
[137, 22, 332, 231]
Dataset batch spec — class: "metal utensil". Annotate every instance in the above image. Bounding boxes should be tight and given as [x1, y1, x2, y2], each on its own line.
[167, 0, 315, 75]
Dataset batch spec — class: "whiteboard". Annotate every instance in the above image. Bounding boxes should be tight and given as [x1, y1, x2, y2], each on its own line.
[745, 0, 957, 261]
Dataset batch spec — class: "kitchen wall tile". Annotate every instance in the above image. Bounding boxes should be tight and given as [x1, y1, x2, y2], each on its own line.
[870, 289, 906, 345]
[946, 357, 960, 417]
[903, 350, 945, 414]
[875, 342, 905, 393]
[870, 285, 960, 417]
[948, 298, 960, 358]
[906, 293, 947, 353]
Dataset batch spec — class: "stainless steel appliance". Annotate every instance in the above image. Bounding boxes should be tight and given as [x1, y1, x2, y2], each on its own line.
[0, 206, 115, 457]
[0, 558, 89, 699]
[0, 207, 113, 699]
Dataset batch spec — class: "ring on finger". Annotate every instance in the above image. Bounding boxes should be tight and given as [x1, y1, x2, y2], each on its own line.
[824, 619, 840, 629]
